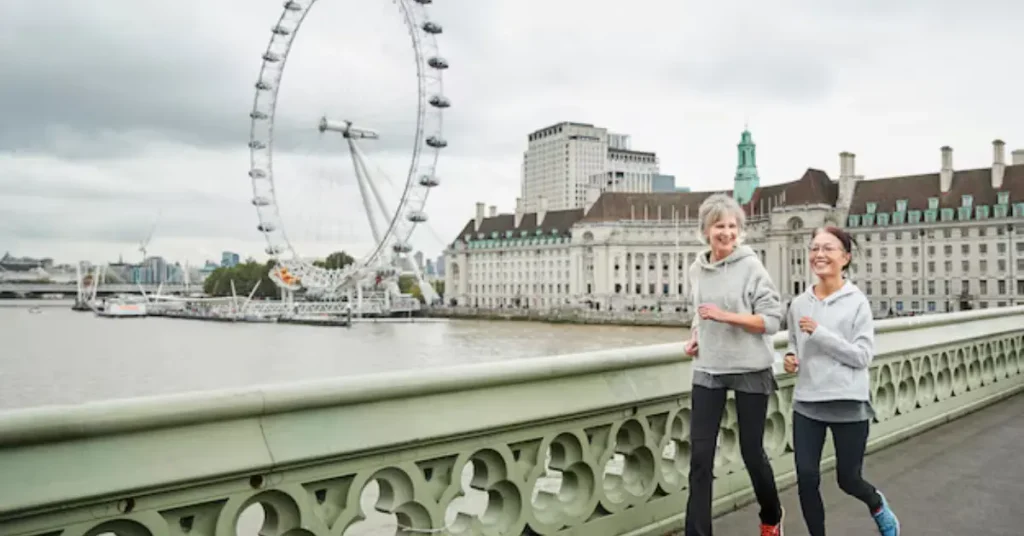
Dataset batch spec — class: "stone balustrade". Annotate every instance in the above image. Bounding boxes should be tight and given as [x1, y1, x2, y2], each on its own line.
[1, 307, 1022, 536]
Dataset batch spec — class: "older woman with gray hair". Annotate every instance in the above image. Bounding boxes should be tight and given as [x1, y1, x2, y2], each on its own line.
[682, 193, 785, 536]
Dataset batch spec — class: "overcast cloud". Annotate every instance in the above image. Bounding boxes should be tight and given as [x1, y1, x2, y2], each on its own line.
[2, 0, 1024, 265]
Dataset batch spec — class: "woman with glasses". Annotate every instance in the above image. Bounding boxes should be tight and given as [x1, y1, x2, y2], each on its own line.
[683, 193, 784, 536]
[783, 226, 900, 536]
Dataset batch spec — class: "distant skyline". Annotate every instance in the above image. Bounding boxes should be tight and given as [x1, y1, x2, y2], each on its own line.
[3, 0, 1024, 264]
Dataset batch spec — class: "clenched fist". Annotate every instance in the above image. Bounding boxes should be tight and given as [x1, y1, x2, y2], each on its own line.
[783, 353, 799, 373]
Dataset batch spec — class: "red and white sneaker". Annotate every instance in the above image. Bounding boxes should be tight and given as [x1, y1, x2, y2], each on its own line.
[759, 507, 785, 536]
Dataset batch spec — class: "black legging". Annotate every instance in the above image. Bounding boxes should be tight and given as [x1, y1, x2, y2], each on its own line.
[793, 411, 883, 536]
[685, 385, 783, 536]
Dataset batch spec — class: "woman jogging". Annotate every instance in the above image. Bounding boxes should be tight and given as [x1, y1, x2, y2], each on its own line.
[683, 193, 784, 536]
[783, 226, 900, 536]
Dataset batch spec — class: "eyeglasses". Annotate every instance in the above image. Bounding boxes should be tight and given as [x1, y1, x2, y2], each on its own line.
[809, 245, 844, 254]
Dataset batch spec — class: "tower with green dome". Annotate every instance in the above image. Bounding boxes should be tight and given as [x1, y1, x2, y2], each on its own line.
[733, 128, 760, 205]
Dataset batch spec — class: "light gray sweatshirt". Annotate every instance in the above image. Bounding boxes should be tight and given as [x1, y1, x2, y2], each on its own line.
[786, 281, 875, 402]
[690, 245, 782, 374]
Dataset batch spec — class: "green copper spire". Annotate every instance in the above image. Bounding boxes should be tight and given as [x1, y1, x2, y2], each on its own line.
[733, 128, 760, 205]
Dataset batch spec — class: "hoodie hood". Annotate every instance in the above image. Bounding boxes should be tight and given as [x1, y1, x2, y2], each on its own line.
[696, 244, 757, 271]
[802, 280, 859, 305]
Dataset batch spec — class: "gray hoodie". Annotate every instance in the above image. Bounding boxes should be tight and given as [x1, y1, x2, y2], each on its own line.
[690, 245, 782, 374]
[786, 281, 875, 402]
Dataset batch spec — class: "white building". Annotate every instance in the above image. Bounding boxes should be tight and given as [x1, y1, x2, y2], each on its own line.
[520, 122, 660, 212]
[446, 132, 1024, 316]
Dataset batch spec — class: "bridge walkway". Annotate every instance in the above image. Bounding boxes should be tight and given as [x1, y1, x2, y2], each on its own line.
[705, 392, 1024, 535]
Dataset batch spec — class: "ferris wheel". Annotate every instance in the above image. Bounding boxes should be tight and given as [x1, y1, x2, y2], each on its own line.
[247, 0, 448, 302]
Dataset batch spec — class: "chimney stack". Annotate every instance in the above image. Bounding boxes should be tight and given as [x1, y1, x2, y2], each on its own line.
[488, 205, 497, 218]
[992, 139, 1006, 189]
[1013, 149, 1024, 166]
[474, 202, 485, 231]
[537, 196, 548, 226]
[839, 151, 856, 178]
[940, 146, 954, 193]
[514, 197, 524, 227]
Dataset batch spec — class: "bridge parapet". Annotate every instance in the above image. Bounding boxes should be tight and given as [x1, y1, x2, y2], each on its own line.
[1, 307, 1022, 535]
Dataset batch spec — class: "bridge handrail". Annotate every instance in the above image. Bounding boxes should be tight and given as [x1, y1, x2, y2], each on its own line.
[2, 305, 1021, 448]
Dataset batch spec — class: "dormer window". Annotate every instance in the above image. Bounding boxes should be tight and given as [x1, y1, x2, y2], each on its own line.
[927, 197, 939, 210]
[998, 192, 1010, 205]
[896, 199, 908, 212]
[866, 202, 877, 214]
[961, 194, 973, 208]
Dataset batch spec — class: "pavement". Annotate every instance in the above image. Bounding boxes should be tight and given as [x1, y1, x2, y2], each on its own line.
[702, 391, 1024, 535]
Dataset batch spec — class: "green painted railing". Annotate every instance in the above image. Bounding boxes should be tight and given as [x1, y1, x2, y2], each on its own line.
[1, 307, 1023, 536]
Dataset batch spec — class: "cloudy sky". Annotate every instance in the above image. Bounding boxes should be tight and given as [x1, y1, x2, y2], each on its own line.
[2, 0, 1024, 266]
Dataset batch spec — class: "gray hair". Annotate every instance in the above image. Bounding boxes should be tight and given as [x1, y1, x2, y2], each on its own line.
[697, 193, 746, 244]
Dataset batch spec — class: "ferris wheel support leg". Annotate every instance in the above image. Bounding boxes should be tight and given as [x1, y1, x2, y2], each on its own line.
[351, 142, 397, 235]
[351, 141, 438, 305]
[348, 139, 385, 246]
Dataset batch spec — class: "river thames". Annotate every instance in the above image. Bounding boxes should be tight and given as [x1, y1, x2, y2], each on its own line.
[0, 300, 686, 411]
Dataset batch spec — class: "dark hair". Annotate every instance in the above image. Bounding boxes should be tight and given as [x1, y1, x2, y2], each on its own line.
[812, 226, 857, 271]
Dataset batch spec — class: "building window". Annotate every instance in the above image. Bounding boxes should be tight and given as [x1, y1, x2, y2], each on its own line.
[896, 199, 908, 212]
[962, 194, 973, 207]
[866, 202, 877, 214]
[928, 197, 939, 210]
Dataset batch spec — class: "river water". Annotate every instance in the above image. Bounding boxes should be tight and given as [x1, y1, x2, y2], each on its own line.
[0, 300, 685, 411]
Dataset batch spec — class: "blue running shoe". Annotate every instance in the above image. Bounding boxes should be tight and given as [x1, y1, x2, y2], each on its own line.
[872, 491, 900, 536]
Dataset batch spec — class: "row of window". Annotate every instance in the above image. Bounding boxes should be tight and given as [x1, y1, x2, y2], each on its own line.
[850, 193, 1021, 227]
[853, 257, 1024, 275]
[861, 279, 1024, 297]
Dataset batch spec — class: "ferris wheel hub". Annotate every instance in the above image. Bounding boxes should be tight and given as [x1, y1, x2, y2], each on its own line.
[318, 117, 380, 140]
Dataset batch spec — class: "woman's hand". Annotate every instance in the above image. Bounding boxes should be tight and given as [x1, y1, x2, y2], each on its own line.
[798, 316, 818, 335]
[697, 303, 731, 322]
[684, 333, 699, 357]
[783, 353, 799, 373]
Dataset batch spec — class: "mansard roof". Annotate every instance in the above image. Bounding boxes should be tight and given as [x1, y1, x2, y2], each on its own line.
[850, 164, 1024, 214]
[580, 168, 838, 223]
[451, 208, 585, 244]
